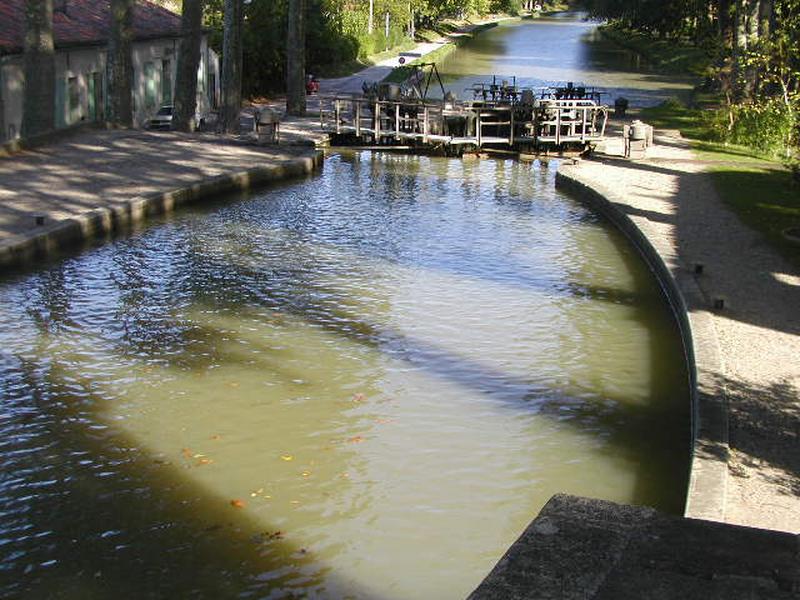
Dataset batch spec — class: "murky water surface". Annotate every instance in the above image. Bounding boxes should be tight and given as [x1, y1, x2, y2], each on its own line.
[0, 16, 689, 600]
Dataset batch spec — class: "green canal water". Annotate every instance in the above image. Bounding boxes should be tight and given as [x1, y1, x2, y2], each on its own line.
[0, 15, 690, 600]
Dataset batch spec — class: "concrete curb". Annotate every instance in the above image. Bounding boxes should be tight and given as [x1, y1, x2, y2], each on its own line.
[555, 164, 729, 523]
[0, 151, 324, 273]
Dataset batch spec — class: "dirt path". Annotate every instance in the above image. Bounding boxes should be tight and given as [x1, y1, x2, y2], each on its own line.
[564, 132, 800, 533]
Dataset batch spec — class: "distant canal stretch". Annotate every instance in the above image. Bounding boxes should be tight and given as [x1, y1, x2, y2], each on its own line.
[0, 15, 689, 600]
[438, 13, 696, 107]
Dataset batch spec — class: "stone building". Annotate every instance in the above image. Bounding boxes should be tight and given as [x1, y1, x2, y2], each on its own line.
[0, 0, 220, 142]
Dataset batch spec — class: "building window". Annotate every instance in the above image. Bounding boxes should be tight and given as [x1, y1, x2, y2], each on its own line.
[68, 76, 80, 122]
[144, 62, 156, 109]
[161, 58, 172, 104]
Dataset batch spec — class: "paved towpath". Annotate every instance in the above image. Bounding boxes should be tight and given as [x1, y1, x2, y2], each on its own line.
[562, 131, 800, 533]
[0, 129, 317, 243]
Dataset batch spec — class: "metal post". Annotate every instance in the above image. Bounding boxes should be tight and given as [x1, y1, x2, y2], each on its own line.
[356, 100, 361, 137]
[423, 106, 429, 143]
[477, 112, 482, 147]
[509, 107, 514, 146]
[335, 99, 341, 135]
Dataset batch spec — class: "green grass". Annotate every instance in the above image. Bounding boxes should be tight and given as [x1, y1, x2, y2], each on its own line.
[319, 39, 419, 78]
[706, 165, 800, 267]
[642, 100, 800, 267]
[598, 24, 712, 76]
[382, 22, 499, 84]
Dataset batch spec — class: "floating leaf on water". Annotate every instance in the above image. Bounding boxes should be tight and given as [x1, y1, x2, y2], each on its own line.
[230, 499, 246, 509]
[351, 393, 366, 403]
[375, 418, 394, 425]
[196, 458, 213, 466]
[210, 435, 222, 441]
[228, 382, 240, 388]
[347, 435, 365, 444]
[181, 448, 193, 458]
[301, 471, 311, 478]
[281, 455, 293, 461]
[340, 472, 350, 479]
[290, 500, 300, 505]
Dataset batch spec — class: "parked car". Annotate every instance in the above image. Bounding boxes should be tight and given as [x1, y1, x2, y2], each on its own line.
[147, 105, 208, 130]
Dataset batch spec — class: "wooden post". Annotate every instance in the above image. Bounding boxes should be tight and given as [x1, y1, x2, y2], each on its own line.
[355, 100, 361, 137]
[335, 99, 340, 134]
[423, 106, 429, 143]
[509, 107, 514, 146]
[395, 103, 400, 139]
[581, 107, 587, 141]
[374, 101, 380, 142]
[556, 107, 561, 145]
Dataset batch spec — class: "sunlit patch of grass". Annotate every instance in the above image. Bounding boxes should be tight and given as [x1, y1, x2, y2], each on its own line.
[709, 165, 800, 267]
[642, 100, 800, 267]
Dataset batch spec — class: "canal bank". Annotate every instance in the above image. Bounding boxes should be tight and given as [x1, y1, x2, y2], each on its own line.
[556, 132, 800, 534]
[0, 129, 323, 271]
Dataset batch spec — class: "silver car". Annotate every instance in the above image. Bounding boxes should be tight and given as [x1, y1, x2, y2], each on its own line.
[147, 105, 208, 130]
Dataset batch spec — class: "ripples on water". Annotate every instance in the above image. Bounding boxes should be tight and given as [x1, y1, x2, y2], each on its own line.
[0, 152, 688, 598]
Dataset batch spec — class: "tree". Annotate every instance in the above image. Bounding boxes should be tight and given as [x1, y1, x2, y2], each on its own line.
[219, 0, 243, 133]
[286, 0, 307, 116]
[107, 0, 135, 126]
[21, 0, 55, 138]
[173, 0, 204, 131]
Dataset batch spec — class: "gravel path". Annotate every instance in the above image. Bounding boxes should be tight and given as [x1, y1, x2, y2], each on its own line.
[567, 133, 800, 533]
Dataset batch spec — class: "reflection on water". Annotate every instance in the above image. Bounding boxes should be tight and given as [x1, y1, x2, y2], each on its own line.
[437, 15, 696, 107]
[0, 153, 688, 598]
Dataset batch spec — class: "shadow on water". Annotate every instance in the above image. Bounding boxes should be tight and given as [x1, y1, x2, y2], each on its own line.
[138, 225, 690, 514]
[0, 353, 380, 599]
[0, 138, 695, 597]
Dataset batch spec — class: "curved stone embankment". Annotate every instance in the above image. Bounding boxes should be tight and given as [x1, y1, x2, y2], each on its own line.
[0, 131, 323, 272]
[556, 156, 730, 522]
[556, 136, 800, 533]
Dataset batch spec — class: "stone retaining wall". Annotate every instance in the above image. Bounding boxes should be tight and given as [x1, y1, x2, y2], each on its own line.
[555, 164, 728, 522]
[0, 151, 324, 272]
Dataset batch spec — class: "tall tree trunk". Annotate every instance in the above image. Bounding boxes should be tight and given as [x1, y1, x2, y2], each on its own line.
[718, 0, 734, 49]
[757, 0, 772, 38]
[107, 0, 134, 126]
[21, 0, 55, 138]
[742, 0, 760, 97]
[219, 0, 243, 133]
[286, 0, 306, 117]
[173, 0, 204, 131]
[732, 0, 748, 99]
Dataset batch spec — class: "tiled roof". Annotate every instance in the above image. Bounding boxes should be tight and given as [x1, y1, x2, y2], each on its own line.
[0, 0, 182, 54]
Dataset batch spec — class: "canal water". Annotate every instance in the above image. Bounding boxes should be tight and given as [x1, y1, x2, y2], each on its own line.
[0, 15, 689, 600]
[438, 13, 696, 107]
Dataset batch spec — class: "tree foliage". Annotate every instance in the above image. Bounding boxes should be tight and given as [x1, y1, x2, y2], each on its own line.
[584, 0, 800, 154]
[203, 0, 524, 98]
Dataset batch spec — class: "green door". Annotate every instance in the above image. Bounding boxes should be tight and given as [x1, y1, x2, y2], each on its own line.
[87, 74, 96, 121]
